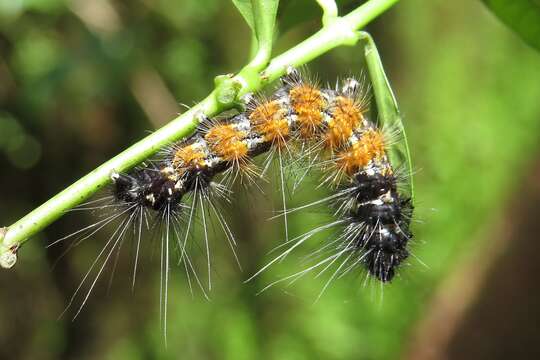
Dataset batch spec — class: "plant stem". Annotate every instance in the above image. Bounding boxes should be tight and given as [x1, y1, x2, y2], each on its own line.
[0, 0, 400, 268]
[316, 0, 339, 26]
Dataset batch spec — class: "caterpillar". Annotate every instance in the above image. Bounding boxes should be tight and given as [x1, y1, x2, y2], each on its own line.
[55, 68, 414, 323]
[247, 71, 414, 292]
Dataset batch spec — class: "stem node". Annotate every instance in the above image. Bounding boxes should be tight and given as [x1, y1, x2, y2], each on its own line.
[0, 228, 17, 269]
[0, 250, 17, 269]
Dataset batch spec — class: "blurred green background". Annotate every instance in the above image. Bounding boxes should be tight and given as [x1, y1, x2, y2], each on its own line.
[1, 0, 540, 359]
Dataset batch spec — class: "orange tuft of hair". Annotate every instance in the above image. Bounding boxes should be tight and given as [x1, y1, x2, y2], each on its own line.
[249, 100, 289, 147]
[336, 129, 386, 175]
[289, 84, 326, 138]
[205, 124, 249, 163]
[325, 96, 364, 150]
[172, 144, 207, 175]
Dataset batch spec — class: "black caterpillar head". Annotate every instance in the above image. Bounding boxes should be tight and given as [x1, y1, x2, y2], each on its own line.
[112, 169, 183, 212]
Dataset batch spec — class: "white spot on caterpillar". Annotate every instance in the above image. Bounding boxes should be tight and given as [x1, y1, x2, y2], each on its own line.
[341, 78, 360, 94]
[161, 167, 174, 175]
[240, 92, 254, 105]
[110, 172, 120, 182]
[146, 193, 156, 205]
[286, 65, 296, 76]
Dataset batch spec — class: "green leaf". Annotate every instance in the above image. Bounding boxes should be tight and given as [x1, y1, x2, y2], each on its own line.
[232, 0, 279, 44]
[360, 32, 414, 200]
[232, 0, 256, 32]
[251, 0, 279, 52]
[482, 0, 540, 51]
[232, 0, 279, 70]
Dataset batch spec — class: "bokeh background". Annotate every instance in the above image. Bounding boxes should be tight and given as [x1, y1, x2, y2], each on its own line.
[1, 0, 540, 359]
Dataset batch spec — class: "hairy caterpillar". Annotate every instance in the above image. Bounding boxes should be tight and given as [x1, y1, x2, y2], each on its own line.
[248, 70, 414, 293]
[54, 68, 414, 327]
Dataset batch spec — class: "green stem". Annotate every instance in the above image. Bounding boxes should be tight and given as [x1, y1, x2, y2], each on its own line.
[0, 0, 400, 269]
[316, 0, 339, 26]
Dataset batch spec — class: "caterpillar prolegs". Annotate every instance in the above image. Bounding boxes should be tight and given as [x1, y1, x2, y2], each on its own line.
[58, 67, 414, 318]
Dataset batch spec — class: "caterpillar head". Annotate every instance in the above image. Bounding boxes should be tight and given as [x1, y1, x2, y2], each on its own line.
[111, 169, 183, 212]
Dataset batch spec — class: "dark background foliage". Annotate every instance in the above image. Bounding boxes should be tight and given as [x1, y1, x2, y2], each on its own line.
[1, 0, 540, 359]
